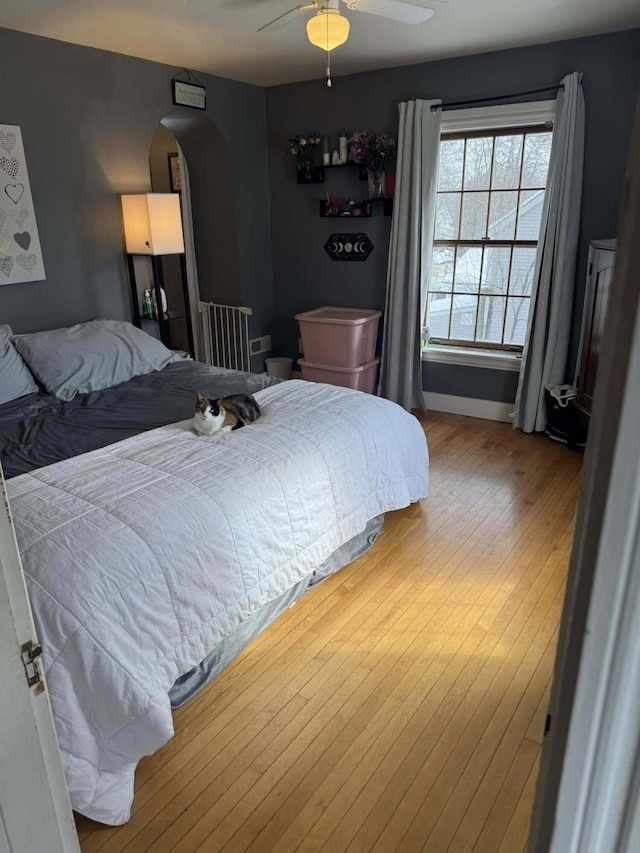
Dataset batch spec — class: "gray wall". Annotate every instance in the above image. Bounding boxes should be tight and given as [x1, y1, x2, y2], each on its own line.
[0, 27, 273, 345]
[1, 25, 637, 392]
[422, 362, 519, 403]
[266, 29, 640, 401]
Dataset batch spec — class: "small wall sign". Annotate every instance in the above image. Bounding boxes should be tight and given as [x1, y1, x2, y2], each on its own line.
[172, 79, 206, 110]
[324, 233, 374, 262]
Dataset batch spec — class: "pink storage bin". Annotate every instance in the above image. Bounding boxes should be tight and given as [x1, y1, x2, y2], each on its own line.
[296, 307, 381, 368]
[298, 357, 380, 395]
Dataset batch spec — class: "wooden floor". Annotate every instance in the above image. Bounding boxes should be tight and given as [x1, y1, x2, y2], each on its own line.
[77, 411, 583, 853]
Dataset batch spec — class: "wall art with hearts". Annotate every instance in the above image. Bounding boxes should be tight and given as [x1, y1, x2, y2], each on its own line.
[0, 124, 45, 285]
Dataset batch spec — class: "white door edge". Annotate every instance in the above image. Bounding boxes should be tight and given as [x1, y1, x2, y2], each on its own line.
[529, 102, 640, 853]
[0, 465, 79, 853]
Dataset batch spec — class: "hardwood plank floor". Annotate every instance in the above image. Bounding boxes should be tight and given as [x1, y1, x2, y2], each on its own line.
[77, 411, 583, 852]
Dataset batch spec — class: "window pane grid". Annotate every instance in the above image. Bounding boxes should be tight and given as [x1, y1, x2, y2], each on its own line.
[455, 140, 467, 240]
[512, 139, 528, 240]
[483, 137, 496, 240]
[436, 187, 546, 193]
[447, 243, 457, 339]
[471, 244, 484, 343]
[429, 243, 536, 348]
[429, 126, 551, 351]
[501, 246, 516, 344]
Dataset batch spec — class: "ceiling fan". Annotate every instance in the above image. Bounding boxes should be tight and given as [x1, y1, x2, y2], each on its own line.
[258, 0, 436, 85]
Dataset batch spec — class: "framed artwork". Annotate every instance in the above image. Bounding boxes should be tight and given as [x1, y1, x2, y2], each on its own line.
[172, 79, 206, 111]
[0, 124, 46, 285]
[168, 153, 181, 192]
[324, 233, 374, 262]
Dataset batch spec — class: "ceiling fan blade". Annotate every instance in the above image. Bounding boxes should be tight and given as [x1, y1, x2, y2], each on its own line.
[344, 0, 435, 24]
[258, 2, 319, 33]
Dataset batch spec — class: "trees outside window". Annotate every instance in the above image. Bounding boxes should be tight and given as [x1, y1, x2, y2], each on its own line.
[427, 127, 552, 350]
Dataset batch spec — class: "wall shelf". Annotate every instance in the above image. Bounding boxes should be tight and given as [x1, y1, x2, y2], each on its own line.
[319, 199, 372, 218]
[318, 197, 393, 218]
[141, 312, 189, 323]
[324, 163, 368, 180]
[299, 163, 394, 217]
[127, 253, 195, 358]
[297, 165, 325, 184]
[319, 212, 372, 219]
[297, 162, 369, 184]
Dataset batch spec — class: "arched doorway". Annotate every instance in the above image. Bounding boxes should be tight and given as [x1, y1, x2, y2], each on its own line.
[160, 113, 241, 308]
[148, 114, 243, 360]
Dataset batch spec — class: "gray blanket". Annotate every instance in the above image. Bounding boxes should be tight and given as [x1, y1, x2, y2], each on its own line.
[0, 360, 278, 479]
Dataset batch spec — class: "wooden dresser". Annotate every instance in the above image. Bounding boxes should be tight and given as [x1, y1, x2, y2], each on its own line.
[574, 239, 616, 415]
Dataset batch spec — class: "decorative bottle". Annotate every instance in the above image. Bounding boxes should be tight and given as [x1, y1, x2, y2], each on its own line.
[142, 290, 153, 319]
[323, 136, 330, 166]
[152, 288, 168, 319]
[339, 133, 348, 164]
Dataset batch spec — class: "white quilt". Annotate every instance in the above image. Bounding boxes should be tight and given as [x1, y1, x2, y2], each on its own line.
[7, 380, 428, 825]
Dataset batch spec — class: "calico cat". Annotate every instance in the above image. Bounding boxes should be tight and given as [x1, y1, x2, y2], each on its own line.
[193, 392, 261, 436]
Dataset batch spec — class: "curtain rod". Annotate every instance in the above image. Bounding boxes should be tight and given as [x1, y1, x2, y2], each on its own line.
[431, 84, 563, 112]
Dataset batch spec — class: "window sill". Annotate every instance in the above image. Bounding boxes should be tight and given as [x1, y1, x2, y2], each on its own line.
[422, 344, 522, 372]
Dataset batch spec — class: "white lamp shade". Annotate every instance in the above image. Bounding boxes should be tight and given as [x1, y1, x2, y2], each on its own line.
[121, 193, 185, 255]
[306, 8, 350, 51]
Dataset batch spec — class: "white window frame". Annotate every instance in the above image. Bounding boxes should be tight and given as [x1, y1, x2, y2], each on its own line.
[423, 99, 556, 371]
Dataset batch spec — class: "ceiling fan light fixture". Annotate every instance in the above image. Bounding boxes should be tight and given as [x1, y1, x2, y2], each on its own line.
[306, 8, 350, 51]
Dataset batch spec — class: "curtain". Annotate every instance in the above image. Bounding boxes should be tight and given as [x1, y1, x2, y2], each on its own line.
[378, 99, 442, 411]
[177, 144, 204, 362]
[513, 72, 585, 432]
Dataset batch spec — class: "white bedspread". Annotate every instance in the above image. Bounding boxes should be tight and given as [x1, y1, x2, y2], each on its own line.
[7, 380, 428, 825]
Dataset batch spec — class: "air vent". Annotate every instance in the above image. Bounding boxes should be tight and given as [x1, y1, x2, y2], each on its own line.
[250, 335, 272, 355]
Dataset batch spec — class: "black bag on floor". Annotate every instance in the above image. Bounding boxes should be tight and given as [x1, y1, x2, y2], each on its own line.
[544, 385, 588, 447]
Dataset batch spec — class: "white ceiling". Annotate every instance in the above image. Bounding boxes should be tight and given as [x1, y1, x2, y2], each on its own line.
[1, 0, 639, 87]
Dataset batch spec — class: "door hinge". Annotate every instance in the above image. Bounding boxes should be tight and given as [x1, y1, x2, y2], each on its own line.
[544, 713, 552, 736]
[21, 640, 44, 693]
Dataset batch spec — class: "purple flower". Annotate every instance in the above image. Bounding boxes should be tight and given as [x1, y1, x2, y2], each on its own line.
[347, 130, 395, 170]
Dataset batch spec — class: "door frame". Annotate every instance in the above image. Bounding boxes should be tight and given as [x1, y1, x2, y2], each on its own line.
[0, 463, 79, 852]
[529, 100, 640, 851]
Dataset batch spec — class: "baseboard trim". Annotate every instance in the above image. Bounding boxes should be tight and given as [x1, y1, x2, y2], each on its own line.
[423, 391, 515, 423]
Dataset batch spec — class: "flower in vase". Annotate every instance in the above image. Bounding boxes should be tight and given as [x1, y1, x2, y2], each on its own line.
[348, 131, 396, 197]
[348, 131, 396, 173]
[288, 133, 321, 173]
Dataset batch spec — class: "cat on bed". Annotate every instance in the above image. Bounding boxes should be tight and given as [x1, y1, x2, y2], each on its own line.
[193, 392, 261, 436]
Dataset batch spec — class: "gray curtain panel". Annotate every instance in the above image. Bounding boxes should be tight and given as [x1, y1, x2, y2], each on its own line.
[514, 72, 585, 432]
[378, 99, 441, 411]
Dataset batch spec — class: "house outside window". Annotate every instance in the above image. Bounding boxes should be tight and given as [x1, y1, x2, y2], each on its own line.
[425, 102, 555, 353]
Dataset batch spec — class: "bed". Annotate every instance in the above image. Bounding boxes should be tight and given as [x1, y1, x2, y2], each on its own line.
[1, 320, 429, 826]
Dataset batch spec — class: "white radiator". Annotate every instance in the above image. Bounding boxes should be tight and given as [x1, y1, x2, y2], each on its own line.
[199, 301, 252, 372]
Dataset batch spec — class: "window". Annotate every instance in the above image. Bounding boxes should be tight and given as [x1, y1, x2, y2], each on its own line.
[426, 117, 553, 351]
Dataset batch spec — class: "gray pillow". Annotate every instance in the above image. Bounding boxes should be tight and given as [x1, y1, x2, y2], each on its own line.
[0, 324, 39, 405]
[12, 319, 182, 401]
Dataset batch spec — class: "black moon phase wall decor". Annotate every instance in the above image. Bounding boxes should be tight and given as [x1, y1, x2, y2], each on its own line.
[324, 233, 374, 262]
